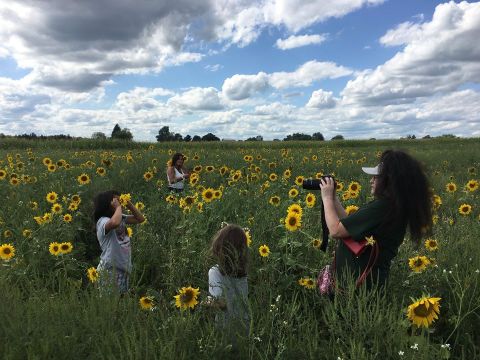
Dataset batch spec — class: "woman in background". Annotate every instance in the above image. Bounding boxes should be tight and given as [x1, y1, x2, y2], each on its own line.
[167, 152, 190, 193]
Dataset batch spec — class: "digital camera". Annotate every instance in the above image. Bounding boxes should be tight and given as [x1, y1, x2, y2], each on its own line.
[302, 176, 335, 190]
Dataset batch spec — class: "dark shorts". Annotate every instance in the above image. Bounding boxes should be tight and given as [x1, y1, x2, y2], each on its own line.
[168, 187, 183, 193]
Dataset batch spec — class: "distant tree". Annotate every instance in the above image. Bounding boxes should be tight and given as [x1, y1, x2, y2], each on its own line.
[438, 134, 456, 138]
[202, 133, 220, 141]
[92, 132, 107, 140]
[0, 133, 5, 138]
[111, 124, 121, 138]
[246, 135, 263, 141]
[422, 135, 431, 139]
[283, 133, 312, 141]
[331, 135, 344, 140]
[312, 132, 325, 141]
[192, 135, 202, 142]
[156, 126, 174, 142]
[173, 133, 183, 142]
[115, 128, 133, 141]
[406, 134, 416, 139]
[184, 135, 192, 142]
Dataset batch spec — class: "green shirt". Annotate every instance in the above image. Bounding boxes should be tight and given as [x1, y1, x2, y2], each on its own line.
[337, 198, 406, 288]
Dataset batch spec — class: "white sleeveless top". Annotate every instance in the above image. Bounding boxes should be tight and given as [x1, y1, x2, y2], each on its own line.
[167, 167, 185, 189]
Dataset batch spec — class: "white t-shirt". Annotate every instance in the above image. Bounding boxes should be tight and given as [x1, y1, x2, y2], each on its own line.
[96, 215, 131, 273]
[208, 265, 249, 327]
[167, 167, 185, 189]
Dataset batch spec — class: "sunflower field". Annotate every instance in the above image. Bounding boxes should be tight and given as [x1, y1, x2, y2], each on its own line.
[0, 137, 479, 359]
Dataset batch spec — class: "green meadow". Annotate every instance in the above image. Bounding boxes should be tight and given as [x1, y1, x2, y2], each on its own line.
[0, 138, 479, 359]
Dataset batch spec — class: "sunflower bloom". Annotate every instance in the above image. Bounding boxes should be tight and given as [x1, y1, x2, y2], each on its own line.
[408, 256, 431, 273]
[63, 214, 73, 223]
[345, 205, 359, 215]
[302, 278, 316, 289]
[139, 296, 155, 311]
[285, 212, 302, 232]
[305, 193, 316, 208]
[348, 181, 361, 193]
[51, 203, 63, 214]
[269, 196, 281, 206]
[46, 191, 58, 204]
[458, 203, 472, 216]
[87, 267, 99, 283]
[445, 182, 457, 193]
[245, 230, 252, 247]
[77, 173, 91, 185]
[288, 188, 299, 198]
[202, 188, 215, 203]
[59, 242, 73, 254]
[312, 239, 321, 248]
[424, 238, 438, 251]
[295, 176, 304, 186]
[143, 171, 154, 181]
[96, 167, 106, 176]
[119, 193, 131, 206]
[465, 179, 479, 192]
[49, 242, 61, 256]
[174, 286, 200, 310]
[259, 244, 270, 257]
[0, 244, 15, 260]
[407, 296, 441, 328]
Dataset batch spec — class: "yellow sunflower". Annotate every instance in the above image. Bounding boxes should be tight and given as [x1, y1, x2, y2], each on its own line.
[288, 188, 299, 198]
[63, 214, 73, 223]
[408, 255, 431, 273]
[96, 167, 106, 176]
[0, 243, 15, 260]
[51, 203, 63, 214]
[202, 188, 215, 203]
[87, 267, 99, 283]
[458, 203, 472, 216]
[345, 205, 359, 215]
[295, 176, 305, 186]
[47, 164, 57, 172]
[9, 178, 19, 186]
[119, 193, 131, 206]
[259, 244, 270, 257]
[49, 242, 61, 256]
[174, 286, 200, 310]
[269, 196, 281, 206]
[305, 193, 316, 208]
[139, 296, 155, 310]
[46, 191, 58, 204]
[336, 182, 344, 192]
[0, 169, 7, 180]
[433, 195, 442, 210]
[302, 278, 316, 289]
[285, 212, 302, 232]
[143, 171, 154, 181]
[245, 230, 252, 247]
[269, 173, 278, 181]
[312, 239, 321, 248]
[407, 296, 441, 328]
[445, 182, 457, 193]
[206, 165, 214, 172]
[77, 173, 91, 185]
[283, 169, 292, 179]
[348, 181, 361, 193]
[287, 203, 303, 217]
[424, 238, 438, 251]
[59, 242, 73, 254]
[22, 229, 32, 238]
[315, 172, 324, 179]
[465, 179, 479, 192]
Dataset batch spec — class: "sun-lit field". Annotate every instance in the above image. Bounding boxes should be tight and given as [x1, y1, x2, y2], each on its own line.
[0, 138, 479, 359]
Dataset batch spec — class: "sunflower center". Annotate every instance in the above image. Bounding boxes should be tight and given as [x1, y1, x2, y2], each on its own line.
[414, 259, 424, 267]
[289, 217, 297, 226]
[180, 290, 194, 303]
[413, 303, 432, 317]
[3, 248, 11, 255]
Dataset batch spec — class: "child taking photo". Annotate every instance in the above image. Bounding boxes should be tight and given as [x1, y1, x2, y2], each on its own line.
[208, 224, 250, 337]
[93, 190, 145, 294]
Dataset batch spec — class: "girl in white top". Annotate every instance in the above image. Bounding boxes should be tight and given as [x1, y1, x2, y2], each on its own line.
[166, 153, 190, 192]
[208, 224, 250, 334]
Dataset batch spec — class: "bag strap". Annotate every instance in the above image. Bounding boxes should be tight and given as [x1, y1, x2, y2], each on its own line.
[355, 242, 379, 287]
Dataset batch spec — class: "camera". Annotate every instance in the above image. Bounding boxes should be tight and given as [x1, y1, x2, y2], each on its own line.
[302, 176, 335, 190]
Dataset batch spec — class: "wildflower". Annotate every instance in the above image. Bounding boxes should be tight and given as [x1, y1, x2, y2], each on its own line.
[174, 286, 200, 310]
[312, 239, 321, 248]
[46, 191, 58, 204]
[424, 238, 438, 251]
[77, 173, 91, 185]
[348, 181, 361, 193]
[59, 242, 73, 254]
[409, 256, 431, 273]
[245, 230, 252, 247]
[269, 196, 281, 206]
[433, 195, 442, 210]
[119, 193, 131, 206]
[49, 242, 61, 256]
[127, 227, 133, 237]
[135, 202, 145, 211]
[9, 178, 19, 186]
[287, 203, 303, 217]
[285, 212, 301, 232]
[63, 214, 73, 223]
[259, 244, 270, 257]
[345, 205, 359, 215]
[139, 296, 155, 311]
[458, 203, 472, 216]
[295, 176, 304, 186]
[202, 188, 215, 203]
[96, 167, 106, 176]
[4, 230, 12, 238]
[47, 164, 57, 172]
[23, 229, 32, 238]
[302, 278, 316, 289]
[445, 182, 457, 192]
[305, 193, 316, 208]
[365, 236, 376, 246]
[143, 171, 154, 181]
[336, 182, 344, 192]
[87, 267, 99, 283]
[283, 169, 291, 178]
[269, 173, 278, 181]
[0, 244, 15, 260]
[465, 179, 478, 192]
[407, 296, 441, 328]
[51, 203, 63, 214]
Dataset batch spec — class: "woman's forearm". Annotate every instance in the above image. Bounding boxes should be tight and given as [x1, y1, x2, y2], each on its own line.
[323, 197, 349, 238]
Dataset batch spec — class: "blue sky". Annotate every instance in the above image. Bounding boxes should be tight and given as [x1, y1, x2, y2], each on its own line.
[0, 0, 479, 140]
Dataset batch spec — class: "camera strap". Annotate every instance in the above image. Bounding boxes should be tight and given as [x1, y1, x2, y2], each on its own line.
[319, 202, 329, 252]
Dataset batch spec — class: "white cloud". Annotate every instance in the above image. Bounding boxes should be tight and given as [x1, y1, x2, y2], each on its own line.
[167, 87, 224, 110]
[343, 1, 480, 105]
[306, 89, 336, 108]
[275, 34, 326, 50]
[380, 21, 423, 46]
[222, 72, 269, 100]
[269, 60, 353, 89]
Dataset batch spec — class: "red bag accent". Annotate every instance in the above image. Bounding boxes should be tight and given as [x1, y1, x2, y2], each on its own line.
[342, 237, 368, 257]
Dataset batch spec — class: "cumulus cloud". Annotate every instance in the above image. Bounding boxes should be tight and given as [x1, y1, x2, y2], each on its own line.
[379, 21, 423, 46]
[167, 87, 224, 110]
[275, 34, 326, 50]
[306, 89, 336, 108]
[343, 1, 480, 105]
[222, 72, 270, 100]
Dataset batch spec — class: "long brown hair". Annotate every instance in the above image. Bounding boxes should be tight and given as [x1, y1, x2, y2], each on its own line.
[211, 224, 248, 277]
[374, 150, 433, 243]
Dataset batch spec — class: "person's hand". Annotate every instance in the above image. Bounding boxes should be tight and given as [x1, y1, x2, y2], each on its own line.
[183, 173, 190, 179]
[111, 197, 121, 209]
[320, 176, 336, 201]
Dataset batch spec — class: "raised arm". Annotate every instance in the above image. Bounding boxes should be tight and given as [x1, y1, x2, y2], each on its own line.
[320, 177, 350, 238]
[125, 201, 145, 224]
[105, 198, 123, 232]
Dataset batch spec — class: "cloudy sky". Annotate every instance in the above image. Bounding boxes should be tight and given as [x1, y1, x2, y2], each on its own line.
[1, 0, 479, 141]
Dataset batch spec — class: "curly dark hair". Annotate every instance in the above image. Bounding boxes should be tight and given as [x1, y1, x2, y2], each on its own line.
[93, 190, 120, 223]
[211, 224, 248, 277]
[374, 150, 432, 243]
[170, 153, 184, 168]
